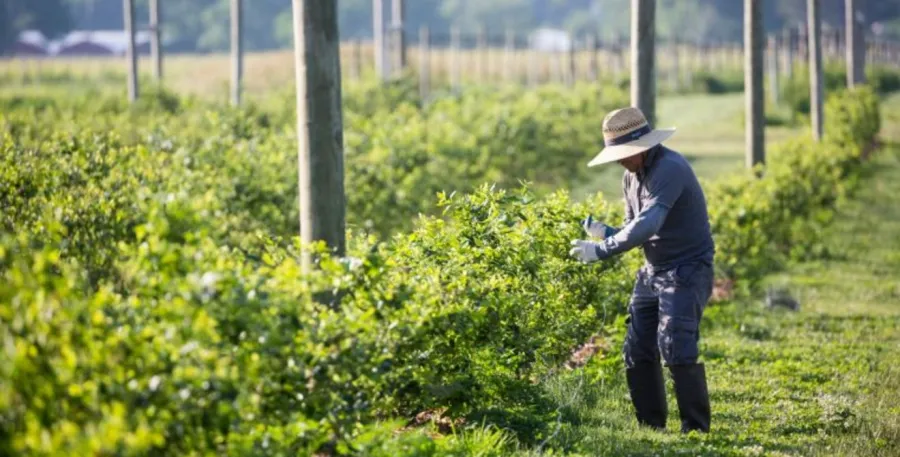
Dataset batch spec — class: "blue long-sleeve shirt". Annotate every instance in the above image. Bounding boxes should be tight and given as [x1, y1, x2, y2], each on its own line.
[594, 203, 669, 260]
[593, 146, 715, 271]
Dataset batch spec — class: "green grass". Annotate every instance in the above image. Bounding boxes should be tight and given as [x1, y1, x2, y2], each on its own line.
[487, 103, 900, 456]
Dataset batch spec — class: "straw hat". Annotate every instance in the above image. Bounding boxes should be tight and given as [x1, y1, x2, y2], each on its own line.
[587, 107, 676, 167]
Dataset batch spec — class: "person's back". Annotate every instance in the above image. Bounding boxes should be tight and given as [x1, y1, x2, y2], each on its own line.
[622, 146, 715, 272]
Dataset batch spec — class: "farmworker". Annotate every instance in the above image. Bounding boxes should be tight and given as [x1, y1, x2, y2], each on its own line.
[568, 107, 715, 433]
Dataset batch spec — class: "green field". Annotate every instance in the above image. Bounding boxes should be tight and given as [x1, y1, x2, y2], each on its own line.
[0, 63, 896, 456]
[528, 107, 900, 456]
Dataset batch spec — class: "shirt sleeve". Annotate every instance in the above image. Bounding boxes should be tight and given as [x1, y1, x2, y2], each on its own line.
[593, 203, 669, 260]
[643, 165, 686, 209]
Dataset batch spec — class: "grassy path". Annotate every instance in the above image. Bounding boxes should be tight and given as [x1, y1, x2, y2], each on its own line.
[528, 105, 900, 457]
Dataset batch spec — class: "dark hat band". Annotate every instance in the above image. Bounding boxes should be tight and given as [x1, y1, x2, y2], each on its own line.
[605, 124, 652, 146]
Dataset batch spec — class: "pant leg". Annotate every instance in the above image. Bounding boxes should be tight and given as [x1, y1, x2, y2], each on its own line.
[623, 267, 661, 368]
[654, 262, 714, 366]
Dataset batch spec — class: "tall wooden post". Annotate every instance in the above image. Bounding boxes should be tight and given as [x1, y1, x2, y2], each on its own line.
[373, 0, 388, 80]
[450, 26, 461, 90]
[419, 26, 430, 100]
[149, 0, 162, 81]
[123, 0, 138, 101]
[292, 0, 346, 272]
[587, 34, 599, 81]
[808, 0, 824, 141]
[352, 38, 363, 79]
[745, 0, 764, 169]
[768, 35, 780, 104]
[568, 38, 577, 86]
[477, 25, 488, 82]
[783, 28, 794, 78]
[528, 34, 538, 87]
[670, 39, 681, 91]
[504, 29, 516, 82]
[390, 0, 405, 77]
[798, 24, 809, 64]
[631, 0, 656, 125]
[231, 0, 243, 106]
[846, 0, 866, 86]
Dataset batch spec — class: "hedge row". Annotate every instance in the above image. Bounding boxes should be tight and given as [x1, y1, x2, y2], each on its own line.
[0, 85, 881, 455]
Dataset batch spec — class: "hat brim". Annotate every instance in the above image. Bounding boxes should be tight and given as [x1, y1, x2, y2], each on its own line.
[587, 128, 676, 167]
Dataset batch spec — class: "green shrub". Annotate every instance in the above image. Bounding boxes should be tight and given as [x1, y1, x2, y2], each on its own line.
[780, 62, 900, 120]
[0, 81, 882, 455]
[689, 69, 745, 95]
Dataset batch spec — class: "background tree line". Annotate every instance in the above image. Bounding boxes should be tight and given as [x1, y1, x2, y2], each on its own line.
[4, 0, 900, 55]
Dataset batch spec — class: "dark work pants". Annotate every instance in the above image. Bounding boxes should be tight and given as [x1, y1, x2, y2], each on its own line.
[623, 261, 714, 368]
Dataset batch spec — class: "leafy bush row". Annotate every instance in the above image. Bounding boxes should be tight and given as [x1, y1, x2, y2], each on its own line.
[706, 85, 879, 284]
[1, 81, 627, 240]
[780, 62, 899, 120]
[0, 85, 881, 455]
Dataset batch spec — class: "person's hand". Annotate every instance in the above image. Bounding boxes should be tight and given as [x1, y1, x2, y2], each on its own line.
[582, 215, 612, 239]
[569, 239, 600, 263]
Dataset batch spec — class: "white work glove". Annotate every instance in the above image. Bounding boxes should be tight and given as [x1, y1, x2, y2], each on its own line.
[582, 215, 613, 239]
[569, 239, 601, 263]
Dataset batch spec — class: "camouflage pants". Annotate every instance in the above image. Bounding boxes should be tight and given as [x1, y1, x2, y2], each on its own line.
[623, 261, 715, 367]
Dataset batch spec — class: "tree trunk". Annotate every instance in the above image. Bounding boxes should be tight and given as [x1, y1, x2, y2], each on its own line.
[292, 0, 346, 272]
[745, 0, 765, 169]
[630, 0, 656, 126]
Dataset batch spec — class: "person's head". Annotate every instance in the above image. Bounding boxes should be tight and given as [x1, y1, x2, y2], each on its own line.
[617, 148, 648, 172]
[586, 107, 675, 170]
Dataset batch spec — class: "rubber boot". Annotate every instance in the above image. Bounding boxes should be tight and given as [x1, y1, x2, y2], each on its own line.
[669, 363, 711, 433]
[625, 362, 668, 429]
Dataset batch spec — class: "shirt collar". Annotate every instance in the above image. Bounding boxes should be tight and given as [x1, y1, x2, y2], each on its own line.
[637, 145, 663, 179]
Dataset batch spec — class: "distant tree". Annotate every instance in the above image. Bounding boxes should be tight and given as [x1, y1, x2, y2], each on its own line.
[1, 0, 72, 55]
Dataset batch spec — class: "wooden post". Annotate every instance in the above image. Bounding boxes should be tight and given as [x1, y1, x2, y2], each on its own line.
[291, 0, 346, 272]
[846, 0, 866, 86]
[504, 29, 515, 82]
[783, 28, 794, 78]
[123, 0, 138, 101]
[231, 0, 243, 105]
[419, 26, 429, 100]
[670, 39, 681, 91]
[684, 39, 694, 88]
[450, 26, 461, 90]
[798, 24, 808, 65]
[390, 0, 405, 77]
[631, 0, 656, 125]
[373, 0, 388, 80]
[568, 37, 577, 86]
[477, 25, 488, 82]
[808, 0, 824, 141]
[745, 0, 764, 169]
[587, 34, 599, 82]
[528, 34, 538, 87]
[768, 35, 780, 104]
[352, 38, 362, 79]
[149, 0, 162, 81]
